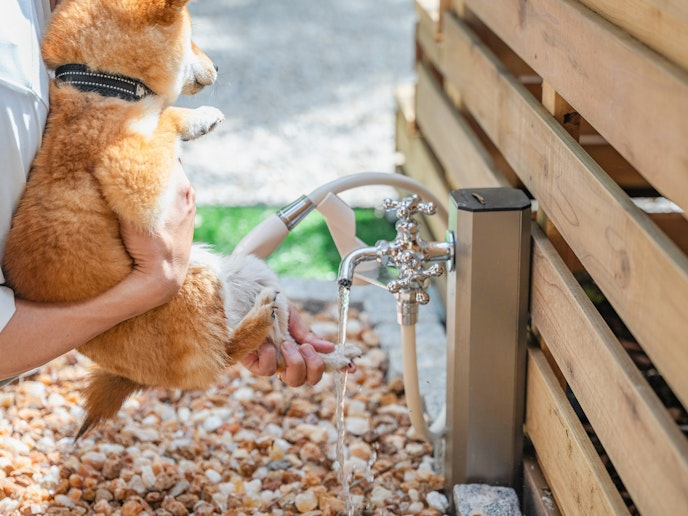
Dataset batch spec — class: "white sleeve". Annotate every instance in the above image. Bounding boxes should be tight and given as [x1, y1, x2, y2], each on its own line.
[0, 269, 16, 333]
[0, 0, 50, 382]
[0, 268, 17, 386]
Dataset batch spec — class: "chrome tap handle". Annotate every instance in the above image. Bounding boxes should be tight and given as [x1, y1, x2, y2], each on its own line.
[409, 263, 445, 304]
[382, 195, 436, 220]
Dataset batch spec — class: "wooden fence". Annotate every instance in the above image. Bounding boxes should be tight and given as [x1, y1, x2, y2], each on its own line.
[395, 1, 688, 513]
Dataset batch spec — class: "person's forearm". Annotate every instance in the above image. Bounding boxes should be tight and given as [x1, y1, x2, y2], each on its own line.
[0, 272, 172, 379]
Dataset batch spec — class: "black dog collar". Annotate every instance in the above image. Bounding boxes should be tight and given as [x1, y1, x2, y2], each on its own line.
[54, 64, 155, 101]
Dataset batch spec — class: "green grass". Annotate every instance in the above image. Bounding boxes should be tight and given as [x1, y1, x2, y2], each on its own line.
[194, 206, 396, 280]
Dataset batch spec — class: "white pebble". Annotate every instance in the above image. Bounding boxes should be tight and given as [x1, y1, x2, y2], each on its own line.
[205, 468, 222, 483]
[217, 481, 235, 496]
[346, 318, 363, 337]
[81, 451, 106, 469]
[157, 404, 177, 422]
[426, 490, 449, 512]
[177, 406, 191, 422]
[261, 490, 277, 503]
[294, 490, 318, 512]
[264, 423, 283, 438]
[98, 443, 125, 456]
[405, 443, 425, 456]
[35, 436, 56, 453]
[347, 399, 367, 417]
[190, 408, 211, 424]
[141, 414, 158, 426]
[293, 423, 328, 444]
[345, 416, 370, 436]
[128, 474, 146, 495]
[19, 381, 46, 405]
[47, 392, 66, 407]
[408, 501, 424, 514]
[178, 459, 199, 476]
[1, 437, 30, 455]
[39, 465, 60, 488]
[370, 485, 393, 506]
[233, 386, 255, 401]
[245, 479, 261, 496]
[0, 499, 19, 512]
[211, 491, 228, 511]
[233, 429, 257, 442]
[53, 494, 75, 508]
[141, 465, 156, 489]
[344, 457, 368, 477]
[133, 427, 160, 442]
[202, 415, 223, 432]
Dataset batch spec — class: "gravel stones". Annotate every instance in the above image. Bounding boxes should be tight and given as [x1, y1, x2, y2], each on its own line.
[0, 301, 447, 514]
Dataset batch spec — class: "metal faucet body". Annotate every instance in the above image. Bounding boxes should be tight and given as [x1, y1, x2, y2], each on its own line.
[337, 194, 455, 325]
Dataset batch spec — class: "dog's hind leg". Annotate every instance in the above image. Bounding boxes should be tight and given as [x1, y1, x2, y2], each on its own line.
[76, 369, 145, 441]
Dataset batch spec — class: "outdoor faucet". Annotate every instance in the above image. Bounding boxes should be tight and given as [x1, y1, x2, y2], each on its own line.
[337, 194, 455, 325]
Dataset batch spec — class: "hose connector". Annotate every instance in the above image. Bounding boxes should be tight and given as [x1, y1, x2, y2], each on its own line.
[277, 195, 315, 230]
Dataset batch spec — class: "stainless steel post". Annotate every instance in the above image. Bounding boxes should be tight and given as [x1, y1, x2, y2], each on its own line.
[444, 188, 531, 490]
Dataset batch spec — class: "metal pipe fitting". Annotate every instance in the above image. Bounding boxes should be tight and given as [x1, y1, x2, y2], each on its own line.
[276, 194, 315, 230]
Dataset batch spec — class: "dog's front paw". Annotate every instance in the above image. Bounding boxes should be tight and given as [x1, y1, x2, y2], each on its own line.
[251, 287, 280, 327]
[180, 106, 224, 141]
[321, 343, 362, 372]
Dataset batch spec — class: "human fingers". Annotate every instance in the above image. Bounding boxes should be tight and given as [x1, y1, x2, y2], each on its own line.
[240, 341, 278, 376]
[287, 303, 335, 353]
[279, 340, 307, 387]
[298, 344, 326, 386]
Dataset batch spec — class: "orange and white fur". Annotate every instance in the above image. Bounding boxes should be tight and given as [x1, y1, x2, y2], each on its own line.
[2, 0, 359, 438]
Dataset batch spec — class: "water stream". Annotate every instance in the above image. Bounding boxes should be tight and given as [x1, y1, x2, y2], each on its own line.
[335, 284, 355, 515]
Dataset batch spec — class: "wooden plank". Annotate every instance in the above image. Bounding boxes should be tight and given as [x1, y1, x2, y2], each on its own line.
[443, 13, 688, 410]
[415, 63, 508, 189]
[577, 0, 688, 71]
[531, 225, 688, 514]
[416, 0, 443, 72]
[526, 347, 628, 515]
[416, 0, 521, 188]
[463, 0, 688, 217]
[538, 83, 583, 272]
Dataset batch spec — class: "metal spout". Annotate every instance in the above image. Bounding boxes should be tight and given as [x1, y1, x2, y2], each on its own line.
[337, 245, 380, 288]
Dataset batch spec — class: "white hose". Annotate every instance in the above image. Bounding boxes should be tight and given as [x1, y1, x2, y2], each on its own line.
[401, 324, 446, 443]
[234, 171, 448, 259]
[306, 171, 448, 222]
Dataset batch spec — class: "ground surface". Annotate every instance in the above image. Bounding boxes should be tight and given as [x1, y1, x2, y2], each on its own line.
[0, 301, 449, 515]
[177, 0, 416, 208]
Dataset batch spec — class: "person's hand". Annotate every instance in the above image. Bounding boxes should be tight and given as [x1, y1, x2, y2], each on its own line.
[241, 303, 353, 387]
[119, 161, 196, 309]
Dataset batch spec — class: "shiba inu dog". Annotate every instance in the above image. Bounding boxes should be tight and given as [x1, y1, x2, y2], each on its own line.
[3, 0, 359, 438]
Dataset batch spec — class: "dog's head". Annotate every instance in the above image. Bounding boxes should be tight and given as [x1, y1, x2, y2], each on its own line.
[42, 0, 217, 102]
